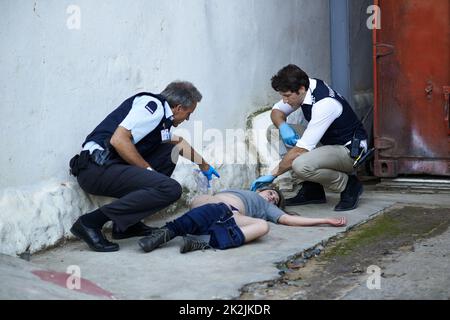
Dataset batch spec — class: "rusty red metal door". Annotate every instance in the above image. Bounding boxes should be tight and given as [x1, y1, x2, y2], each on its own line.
[373, 0, 450, 177]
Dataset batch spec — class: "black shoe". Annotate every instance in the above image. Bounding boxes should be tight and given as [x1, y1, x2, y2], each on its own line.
[180, 237, 212, 254]
[334, 175, 363, 211]
[285, 181, 326, 206]
[138, 227, 174, 253]
[112, 221, 159, 240]
[70, 218, 119, 252]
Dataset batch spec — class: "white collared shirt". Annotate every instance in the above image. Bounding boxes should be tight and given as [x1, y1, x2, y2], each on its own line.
[83, 95, 173, 153]
[272, 79, 344, 151]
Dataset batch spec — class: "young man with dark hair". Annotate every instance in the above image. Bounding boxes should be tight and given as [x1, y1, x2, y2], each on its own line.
[251, 64, 368, 212]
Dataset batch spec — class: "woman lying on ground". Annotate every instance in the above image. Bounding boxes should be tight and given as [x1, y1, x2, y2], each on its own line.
[138, 186, 347, 254]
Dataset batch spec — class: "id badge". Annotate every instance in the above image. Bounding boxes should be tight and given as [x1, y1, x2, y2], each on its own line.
[161, 129, 171, 143]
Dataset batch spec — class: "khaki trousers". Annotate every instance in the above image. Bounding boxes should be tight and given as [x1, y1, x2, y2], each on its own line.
[269, 111, 354, 192]
[292, 145, 354, 193]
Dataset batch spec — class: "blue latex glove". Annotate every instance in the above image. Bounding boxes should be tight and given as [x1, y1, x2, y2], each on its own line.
[201, 165, 220, 187]
[279, 123, 299, 147]
[250, 175, 275, 191]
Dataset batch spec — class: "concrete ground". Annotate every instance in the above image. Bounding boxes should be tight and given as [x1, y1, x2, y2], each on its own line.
[240, 202, 450, 300]
[1, 188, 449, 300]
[342, 226, 450, 300]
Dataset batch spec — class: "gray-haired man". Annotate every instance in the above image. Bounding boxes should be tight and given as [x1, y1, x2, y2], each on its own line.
[69, 81, 219, 252]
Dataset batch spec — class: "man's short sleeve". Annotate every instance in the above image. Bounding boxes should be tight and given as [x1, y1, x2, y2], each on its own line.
[272, 100, 295, 116]
[264, 204, 285, 224]
[119, 95, 164, 144]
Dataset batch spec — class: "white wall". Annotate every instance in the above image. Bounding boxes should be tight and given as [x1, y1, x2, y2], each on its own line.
[0, 0, 331, 188]
[0, 0, 330, 255]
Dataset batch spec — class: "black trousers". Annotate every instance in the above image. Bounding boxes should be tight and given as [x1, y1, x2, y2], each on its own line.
[76, 144, 182, 231]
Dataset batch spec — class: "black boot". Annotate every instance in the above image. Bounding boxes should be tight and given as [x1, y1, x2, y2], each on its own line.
[285, 181, 326, 206]
[112, 221, 159, 240]
[180, 237, 212, 254]
[334, 175, 363, 211]
[138, 227, 175, 253]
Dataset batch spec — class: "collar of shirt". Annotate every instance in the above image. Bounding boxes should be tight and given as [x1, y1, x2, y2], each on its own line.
[302, 78, 317, 106]
[163, 101, 174, 120]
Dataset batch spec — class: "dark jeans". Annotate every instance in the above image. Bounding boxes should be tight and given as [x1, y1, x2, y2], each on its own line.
[166, 203, 245, 250]
[75, 144, 182, 231]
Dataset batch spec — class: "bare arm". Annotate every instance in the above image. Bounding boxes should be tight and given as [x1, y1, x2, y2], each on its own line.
[278, 214, 347, 227]
[271, 146, 308, 177]
[170, 134, 209, 171]
[271, 109, 287, 128]
[110, 126, 151, 169]
[270, 107, 308, 176]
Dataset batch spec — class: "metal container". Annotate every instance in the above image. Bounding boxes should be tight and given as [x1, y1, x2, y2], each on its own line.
[373, 0, 449, 177]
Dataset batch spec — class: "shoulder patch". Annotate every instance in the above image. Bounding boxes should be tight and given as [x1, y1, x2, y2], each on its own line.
[145, 101, 158, 114]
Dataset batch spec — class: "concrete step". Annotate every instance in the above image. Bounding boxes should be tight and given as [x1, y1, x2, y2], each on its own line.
[376, 178, 450, 192]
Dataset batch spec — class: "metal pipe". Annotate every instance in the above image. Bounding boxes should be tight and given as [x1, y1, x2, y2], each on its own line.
[329, 0, 351, 103]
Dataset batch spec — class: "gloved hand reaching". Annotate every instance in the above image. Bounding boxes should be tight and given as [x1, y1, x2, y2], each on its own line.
[201, 165, 220, 187]
[250, 175, 275, 191]
[279, 123, 299, 147]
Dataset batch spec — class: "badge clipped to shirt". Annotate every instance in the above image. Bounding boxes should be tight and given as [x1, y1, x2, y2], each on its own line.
[161, 128, 171, 143]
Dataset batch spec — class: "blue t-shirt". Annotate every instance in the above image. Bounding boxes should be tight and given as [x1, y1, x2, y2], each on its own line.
[217, 189, 285, 223]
